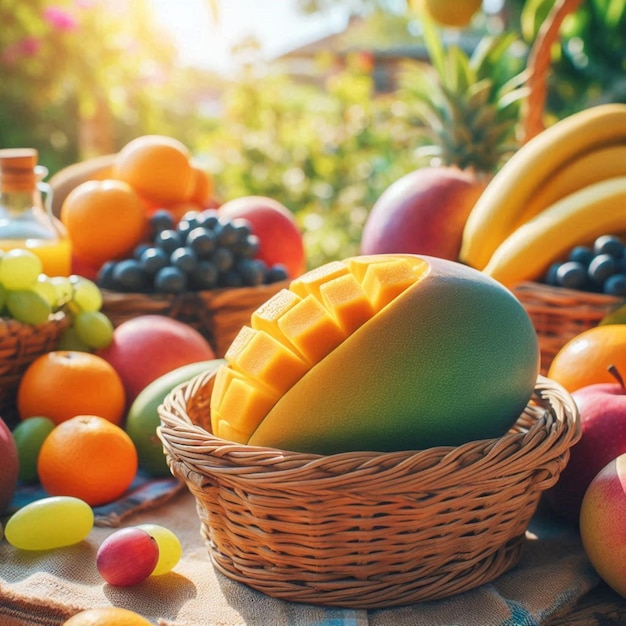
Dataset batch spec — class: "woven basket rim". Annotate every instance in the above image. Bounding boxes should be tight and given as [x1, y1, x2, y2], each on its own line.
[158, 371, 581, 481]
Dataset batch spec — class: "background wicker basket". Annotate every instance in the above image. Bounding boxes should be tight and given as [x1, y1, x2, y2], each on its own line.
[0, 312, 70, 426]
[101, 280, 288, 357]
[158, 369, 580, 609]
[512, 282, 621, 375]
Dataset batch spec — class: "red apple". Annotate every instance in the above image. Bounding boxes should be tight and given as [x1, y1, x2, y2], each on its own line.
[97, 315, 215, 407]
[360, 166, 486, 261]
[580, 453, 626, 598]
[0, 416, 19, 514]
[543, 370, 626, 524]
[218, 195, 306, 279]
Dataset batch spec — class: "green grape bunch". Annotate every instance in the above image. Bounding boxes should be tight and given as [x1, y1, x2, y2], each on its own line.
[0, 248, 114, 351]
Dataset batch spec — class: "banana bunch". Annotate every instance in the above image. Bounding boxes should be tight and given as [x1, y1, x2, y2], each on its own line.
[459, 103, 626, 288]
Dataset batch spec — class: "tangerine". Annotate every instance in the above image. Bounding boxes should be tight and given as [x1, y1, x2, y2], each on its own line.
[188, 164, 214, 206]
[38, 415, 138, 506]
[547, 324, 626, 392]
[60, 179, 148, 268]
[62, 606, 152, 625]
[113, 135, 195, 205]
[17, 351, 126, 426]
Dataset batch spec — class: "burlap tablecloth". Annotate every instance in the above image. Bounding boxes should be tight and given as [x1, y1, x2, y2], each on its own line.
[0, 477, 613, 626]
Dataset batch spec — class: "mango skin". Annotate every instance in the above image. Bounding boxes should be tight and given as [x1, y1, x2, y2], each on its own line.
[248, 255, 540, 454]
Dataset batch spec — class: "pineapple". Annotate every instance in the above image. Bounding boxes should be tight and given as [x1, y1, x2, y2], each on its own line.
[398, 19, 528, 174]
[360, 18, 528, 262]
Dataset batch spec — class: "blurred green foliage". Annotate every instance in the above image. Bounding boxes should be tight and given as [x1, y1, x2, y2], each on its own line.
[1, 1, 624, 268]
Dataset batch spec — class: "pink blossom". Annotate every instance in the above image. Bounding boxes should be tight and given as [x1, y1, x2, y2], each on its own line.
[1, 37, 41, 64]
[43, 6, 78, 31]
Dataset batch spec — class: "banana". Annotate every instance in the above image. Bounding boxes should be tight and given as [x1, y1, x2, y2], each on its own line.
[482, 176, 626, 288]
[512, 143, 626, 228]
[459, 103, 626, 270]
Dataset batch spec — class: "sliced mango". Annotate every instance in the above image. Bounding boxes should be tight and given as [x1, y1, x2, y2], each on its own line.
[210, 255, 428, 444]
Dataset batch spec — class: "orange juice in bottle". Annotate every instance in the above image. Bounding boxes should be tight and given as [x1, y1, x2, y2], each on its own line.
[0, 148, 72, 276]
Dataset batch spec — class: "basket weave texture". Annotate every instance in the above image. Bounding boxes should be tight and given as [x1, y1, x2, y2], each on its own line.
[158, 370, 580, 609]
[101, 280, 288, 357]
[0, 313, 70, 425]
[512, 282, 620, 375]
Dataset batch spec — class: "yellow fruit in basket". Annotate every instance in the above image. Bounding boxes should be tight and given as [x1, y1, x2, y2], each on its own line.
[210, 254, 540, 454]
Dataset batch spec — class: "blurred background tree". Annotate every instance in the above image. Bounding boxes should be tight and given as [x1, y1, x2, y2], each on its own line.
[1, 0, 624, 266]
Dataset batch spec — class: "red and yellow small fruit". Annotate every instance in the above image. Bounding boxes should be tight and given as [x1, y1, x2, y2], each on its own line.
[412, 0, 483, 28]
[580, 453, 626, 598]
[63, 607, 153, 626]
[210, 254, 540, 454]
[0, 416, 19, 514]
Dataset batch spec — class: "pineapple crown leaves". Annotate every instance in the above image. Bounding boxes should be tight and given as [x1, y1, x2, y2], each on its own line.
[399, 15, 529, 173]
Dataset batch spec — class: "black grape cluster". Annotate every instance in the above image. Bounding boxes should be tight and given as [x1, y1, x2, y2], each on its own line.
[543, 234, 626, 296]
[96, 208, 289, 294]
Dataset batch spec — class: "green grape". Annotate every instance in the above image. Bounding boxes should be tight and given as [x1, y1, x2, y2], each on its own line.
[73, 310, 114, 349]
[57, 326, 91, 352]
[33, 275, 60, 309]
[69, 275, 103, 312]
[0, 249, 43, 290]
[0, 283, 7, 312]
[49, 276, 73, 307]
[6, 289, 52, 325]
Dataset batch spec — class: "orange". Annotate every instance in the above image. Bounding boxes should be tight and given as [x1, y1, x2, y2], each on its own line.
[60, 179, 148, 268]
[189, 164, 214, 206]
[113, 135, 195, 205]
[38, 415, 138, 506]
[547, 324, 626, 392]
[17, 351, 126, 426]
[63, 606, 152, 625]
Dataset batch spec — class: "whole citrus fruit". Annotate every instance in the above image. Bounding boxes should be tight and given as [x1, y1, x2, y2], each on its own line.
[17, 351, 126, 426]
[60, 179, 148, 268]
[547, 324, 626, 392]
[63, 606, 152, 625]
[38, 415, 138, 506]
[113, 135, 195, 205]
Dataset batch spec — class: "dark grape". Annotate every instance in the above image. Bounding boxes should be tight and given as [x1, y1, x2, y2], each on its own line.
[170, 247, 198, 274]
[139, 247, 169, 276]
[198, 209, 220, 230]
[543, 262, 561, 286]
[588, 253, 620, 285]
[237, 259, 266, 286]
[266, 264, 289, 283]
[604, 273, 626, 296]
[218, 270, 244, 288]
[132, 243, 151, 260]
[211, 247, 234, 272]
[593, 235, 624, 259]
[186, 227, 216, 257]
[567, 245, 594, 266]
[96, 261, 116, 290]
[190, 260, 219, 290]
[154, 266, 187, 293]
[111, 259, 151, 292]
[233, 233, 260, 259]
[155, 229, 184, 254]
[215, 220, 239, 247]
[555, 261, 587, 290]
[149, 209, 175, 236]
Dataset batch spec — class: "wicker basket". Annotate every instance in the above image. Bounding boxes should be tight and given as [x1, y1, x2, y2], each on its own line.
[101, 281, 288, 358]
[158, 369, 580, 609]
[0, 312, 70, 426]
[512, 282, 621, 375]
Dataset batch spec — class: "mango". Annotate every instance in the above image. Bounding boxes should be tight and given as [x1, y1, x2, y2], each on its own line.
[210, 254, 540, 454]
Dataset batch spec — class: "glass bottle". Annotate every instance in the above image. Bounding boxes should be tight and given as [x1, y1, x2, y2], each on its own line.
[0, 148, 71, 276]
